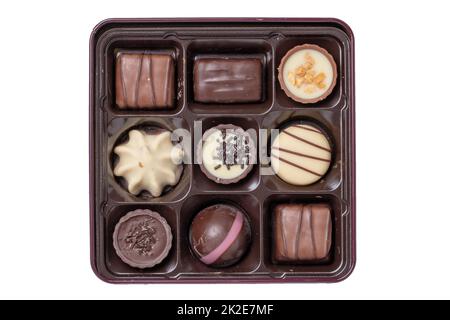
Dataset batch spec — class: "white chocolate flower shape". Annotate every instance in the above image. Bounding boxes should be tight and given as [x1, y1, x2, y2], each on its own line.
[113, 130, 184, 197]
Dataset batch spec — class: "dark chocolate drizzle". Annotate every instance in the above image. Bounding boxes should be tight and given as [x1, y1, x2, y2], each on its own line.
[272, 125, 331, 180]
[272, 146, 331, 162]
[283, 130, 331, 153]
[213, 129, 250, 169]
[292, 124, 322, 134]
[272, 154, 322, 177]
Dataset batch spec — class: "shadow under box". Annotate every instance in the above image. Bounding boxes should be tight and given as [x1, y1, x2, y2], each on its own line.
[103, 204, 179, 278]
[193, 116, 260, 192]
[262, 194, 343, 275]
[260, 109, 342, 193]
[103, 38, 185, 116]
[186, 39, 273, 115]
[107, 117, 192, 204]
[177, 194, 261, 276]
[274, 36, 345, 110]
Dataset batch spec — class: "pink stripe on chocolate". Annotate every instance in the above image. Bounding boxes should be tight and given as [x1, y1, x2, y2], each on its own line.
[200, 211, 244, 265]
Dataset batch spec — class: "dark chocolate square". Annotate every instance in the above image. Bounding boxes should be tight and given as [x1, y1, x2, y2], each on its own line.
[193, 58, 262, 103]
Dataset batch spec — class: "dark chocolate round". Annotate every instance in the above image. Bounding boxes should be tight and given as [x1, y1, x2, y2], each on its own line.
[197, 124, 257, 185]
[189, 204, 251, 268]
[113, 209, 172, 269]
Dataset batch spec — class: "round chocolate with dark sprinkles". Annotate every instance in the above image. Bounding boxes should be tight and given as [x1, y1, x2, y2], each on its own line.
[197, 124, 257, 184]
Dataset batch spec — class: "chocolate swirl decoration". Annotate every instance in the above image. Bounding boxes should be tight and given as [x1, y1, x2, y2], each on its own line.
[270, 123, 332, 186]
[113, 209, 173, 269]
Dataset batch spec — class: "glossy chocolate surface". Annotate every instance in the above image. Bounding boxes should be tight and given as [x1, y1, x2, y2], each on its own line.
[194, 58, 262, 103]
[189, 204, 251, 268]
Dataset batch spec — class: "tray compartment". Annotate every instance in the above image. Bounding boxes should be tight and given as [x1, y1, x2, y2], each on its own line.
[102, 204, 179, 279]
[177, 194, 261, 276]
[103, 38, 185, 116]
[186, 39, 273, 114]
[192, 115, 260, 192]
[274, 35, 347, 110]
[260, 109, 343, 193]
[261, 193, 344, 277]
[107, 116, 192, 203]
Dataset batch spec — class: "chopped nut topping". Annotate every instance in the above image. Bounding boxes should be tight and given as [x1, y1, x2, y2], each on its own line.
[305, 73, 314, 84]
[305, 53, 315, 64]
[304, 85, 316, 94]
[295, 77, 304, 87]
[314, 72, 326, 84]
[286, 52, 327, 93]
[304, 62, 313, 70]
[295, 66, 306, 76]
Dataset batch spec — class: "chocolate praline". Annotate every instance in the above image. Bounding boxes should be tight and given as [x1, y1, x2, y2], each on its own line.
[113, 209, 172, 269]
[115, 52, 175, 109]
[197, 124, 257, 185]
[270, 121, 332, 186]
[113, 128, 184, 198]
[189, 204, 252, 268]
[278, 44, 337, 104]
[273, 203, 332, 263]
[193, 58, 263, 103]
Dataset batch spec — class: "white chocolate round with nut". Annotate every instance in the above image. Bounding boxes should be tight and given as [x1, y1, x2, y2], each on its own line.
[282, 49, 335, 101]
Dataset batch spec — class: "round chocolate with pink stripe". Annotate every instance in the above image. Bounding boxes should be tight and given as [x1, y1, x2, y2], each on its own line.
[189, 204, 251, 268]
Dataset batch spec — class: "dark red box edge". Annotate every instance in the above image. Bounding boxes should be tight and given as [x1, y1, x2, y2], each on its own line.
[89, 17, 356, 285]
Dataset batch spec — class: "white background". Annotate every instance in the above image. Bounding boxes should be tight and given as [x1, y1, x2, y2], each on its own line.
[0, 0, 449, 300]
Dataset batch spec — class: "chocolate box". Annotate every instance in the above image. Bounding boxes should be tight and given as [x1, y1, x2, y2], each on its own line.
[89, 18, 356, 283]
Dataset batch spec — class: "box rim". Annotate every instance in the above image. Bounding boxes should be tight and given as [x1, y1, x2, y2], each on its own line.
[89, 17, 356, 285]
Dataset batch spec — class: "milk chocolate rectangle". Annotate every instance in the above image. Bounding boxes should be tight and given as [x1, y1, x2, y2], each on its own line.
[115, 53, 175, 109]
[273, 203, 332, 263]
[193, 58, 262, 103]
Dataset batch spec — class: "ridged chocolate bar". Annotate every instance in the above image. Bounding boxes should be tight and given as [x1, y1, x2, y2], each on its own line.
[115, 53, 175, 109]
[273, 203, 332, 262]
[193, 58, 262, 103]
